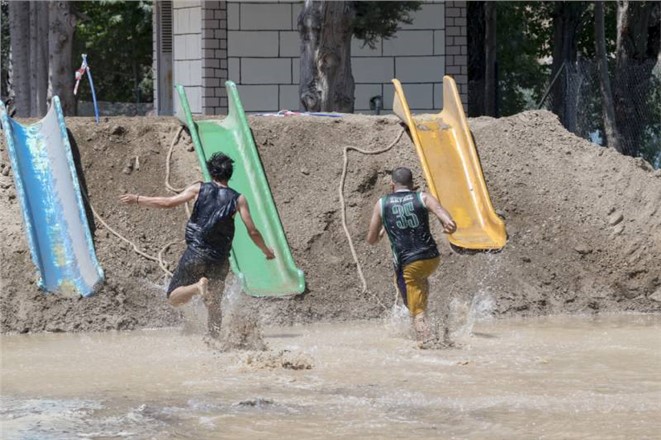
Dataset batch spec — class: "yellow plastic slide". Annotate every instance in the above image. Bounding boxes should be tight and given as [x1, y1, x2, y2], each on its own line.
[391, 76, 506, 250]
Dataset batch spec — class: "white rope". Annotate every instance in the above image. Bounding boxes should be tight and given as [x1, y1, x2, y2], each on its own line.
[165, 126, 185, 193]
[165, 126, 192, 217]
[92, 124, 406, 305]
[87, 125, 192, 278]
[338, 127, 405, 307]
[88, 202, 174, 276]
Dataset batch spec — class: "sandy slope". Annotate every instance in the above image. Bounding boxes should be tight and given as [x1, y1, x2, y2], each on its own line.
[1, 110, 659, 333]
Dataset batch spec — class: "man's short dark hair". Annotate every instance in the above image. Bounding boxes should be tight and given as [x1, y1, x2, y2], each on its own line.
[391, 167, 413, 186]
[207, 152, 234, 181]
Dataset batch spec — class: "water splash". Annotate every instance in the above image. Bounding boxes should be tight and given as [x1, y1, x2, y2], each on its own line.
[222, 275, 244, 313]
[384, 266, 497, 347]
[177, 275, 266, 351]
[0, 398, 161, 439]
[449, 291, 495, 343]
[214, 276, 267, 351]
[180, 295, 208, 335]
[385, 302, 412, 339]
[445, 252, 500, 344]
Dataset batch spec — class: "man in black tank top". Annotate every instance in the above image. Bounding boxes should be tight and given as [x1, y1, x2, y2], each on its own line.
[367, 167, 456, 347]
[120, 153, 275, 338]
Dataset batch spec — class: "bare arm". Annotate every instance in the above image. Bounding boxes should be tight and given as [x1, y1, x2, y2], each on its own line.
[423, 192, 457, 234]
[119, 182, 201, 209]
[237, 195, 275, 259]
[366, 200, 385, 245]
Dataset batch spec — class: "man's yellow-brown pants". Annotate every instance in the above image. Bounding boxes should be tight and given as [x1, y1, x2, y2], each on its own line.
[394, 256, 440, 316]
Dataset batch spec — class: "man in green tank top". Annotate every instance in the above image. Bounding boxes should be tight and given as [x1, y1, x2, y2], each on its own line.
[367, 167, 456, 348]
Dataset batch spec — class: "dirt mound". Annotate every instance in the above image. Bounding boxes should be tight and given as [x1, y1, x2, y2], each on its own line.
[468, 111, 660, 315]
[1, 110, 659, 333]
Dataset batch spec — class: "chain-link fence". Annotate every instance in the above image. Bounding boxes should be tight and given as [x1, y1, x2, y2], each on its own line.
[540, 58, 661, 168]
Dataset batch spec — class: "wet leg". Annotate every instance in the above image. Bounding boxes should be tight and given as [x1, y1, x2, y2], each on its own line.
[205, 278, 224, 340]
[168, 277, 208, 307]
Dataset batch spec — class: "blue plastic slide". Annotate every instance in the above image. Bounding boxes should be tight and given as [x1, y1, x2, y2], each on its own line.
[0, 97, 103, 297]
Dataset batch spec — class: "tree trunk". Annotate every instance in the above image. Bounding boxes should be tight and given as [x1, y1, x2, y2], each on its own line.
[48, 1, 76, 116]
[467, 1, 485, 117]
[298, 0, 355, 113]
[594, 1, 622, 152]
[549, 2, 586, 132]
[9, 1, 31, 117]
[483, 2, 497, 117]
[29, 1, 49, 117]
[613, 0, 658, 157]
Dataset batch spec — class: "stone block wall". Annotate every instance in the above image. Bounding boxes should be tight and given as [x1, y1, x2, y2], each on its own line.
[160, 0, 468, 115]
[172, 1, 202, 114]
[201, 1, 228, 114]
[226, 1, 300, 112]
[170, 1, 229, 115]
[226, 0, 448, 113]
[444, 1, 468, 109]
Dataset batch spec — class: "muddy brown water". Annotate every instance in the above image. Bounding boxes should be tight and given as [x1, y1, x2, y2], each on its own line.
[1, 311, 660, 440]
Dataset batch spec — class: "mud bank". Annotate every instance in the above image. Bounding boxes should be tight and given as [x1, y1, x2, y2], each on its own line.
[1, 110, 659, 333]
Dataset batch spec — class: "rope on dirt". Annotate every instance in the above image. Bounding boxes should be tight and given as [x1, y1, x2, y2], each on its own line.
[158, 240, 181, 276]
[165, 126, 185, 193]
[165, 126, 192, 218]
[88, 202, 173, 276]
[339, 127, 405, 308]
[86, 125, 194, 279]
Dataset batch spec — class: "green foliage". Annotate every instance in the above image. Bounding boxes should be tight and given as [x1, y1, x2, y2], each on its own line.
[1, 1, 9, 98]
[639, 71, 661, 168]
[352, 1, 422, 48]
[496, 3, 552, 116]
[496, 2, 618, 116]
[576, 2, 618, 58]
[496, 2, 659, 167]
[73, 0, 153, 103]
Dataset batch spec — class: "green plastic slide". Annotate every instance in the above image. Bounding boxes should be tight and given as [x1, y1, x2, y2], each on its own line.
[175, 82, 305, 297]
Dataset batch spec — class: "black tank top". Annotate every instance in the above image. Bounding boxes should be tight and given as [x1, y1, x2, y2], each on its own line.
[185, 182, 240, 261]
[381, 190, 439, 269]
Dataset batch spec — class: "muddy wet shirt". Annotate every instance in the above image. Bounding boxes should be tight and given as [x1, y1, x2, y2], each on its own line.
[381, 190, 439, 269]
[185, 182, 240, 262]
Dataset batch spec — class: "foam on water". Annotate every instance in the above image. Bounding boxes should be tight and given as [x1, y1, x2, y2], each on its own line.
[0, 398, 160, 440]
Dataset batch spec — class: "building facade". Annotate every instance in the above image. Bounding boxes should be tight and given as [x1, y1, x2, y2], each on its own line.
[154, 0, 468, 115]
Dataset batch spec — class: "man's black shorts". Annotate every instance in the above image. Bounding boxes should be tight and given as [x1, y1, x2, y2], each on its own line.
[166, 247, 230, 297]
